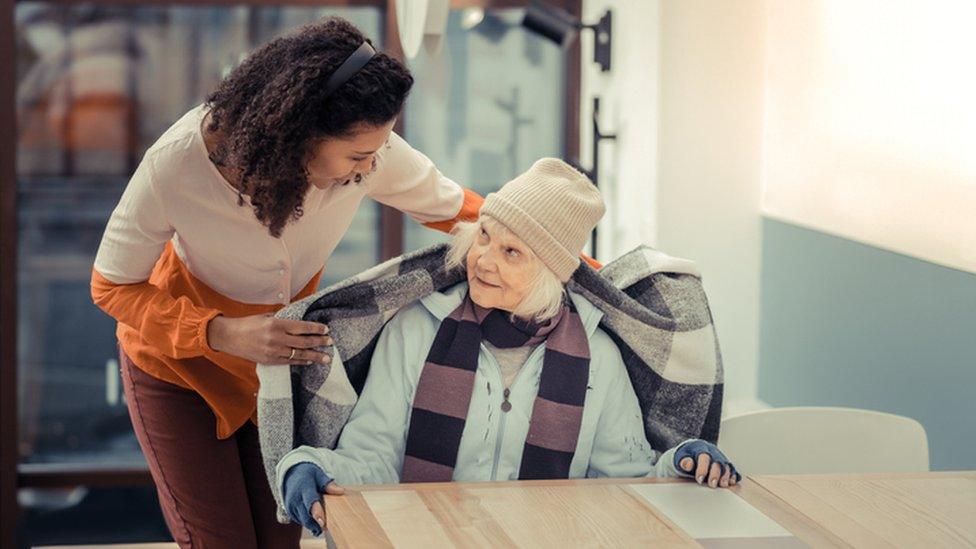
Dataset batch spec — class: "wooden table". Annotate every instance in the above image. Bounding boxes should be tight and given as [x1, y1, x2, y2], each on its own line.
[324, 472, 976, 548]
[741, 471, 976, 548]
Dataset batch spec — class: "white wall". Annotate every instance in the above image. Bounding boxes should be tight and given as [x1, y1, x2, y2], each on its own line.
[582, 0, 767, 413]
[762, 1, 976, 275]
[579, 0, 660, 261]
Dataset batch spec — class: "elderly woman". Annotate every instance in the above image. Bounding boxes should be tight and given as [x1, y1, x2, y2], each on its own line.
[277, 159, 739, 536]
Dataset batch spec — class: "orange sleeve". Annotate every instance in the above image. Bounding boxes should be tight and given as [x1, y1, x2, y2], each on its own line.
[422, 187, 602, 270]
[91, 268, 222, 359]
[581, 254, 602, 270]
[422, 187, 484, 233]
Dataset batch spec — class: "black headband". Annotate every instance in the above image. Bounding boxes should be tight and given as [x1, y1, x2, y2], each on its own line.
[323, 42, 377, 98]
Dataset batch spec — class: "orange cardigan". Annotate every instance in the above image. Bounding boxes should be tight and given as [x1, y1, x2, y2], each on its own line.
[93, 188, 481, 438]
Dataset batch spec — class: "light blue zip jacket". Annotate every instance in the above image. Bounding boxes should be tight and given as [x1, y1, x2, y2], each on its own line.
[275, 282, 685, 492]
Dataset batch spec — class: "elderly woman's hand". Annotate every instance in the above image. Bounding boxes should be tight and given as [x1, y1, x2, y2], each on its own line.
[674, 440, 740, 488]
[283, 462, 345, 536]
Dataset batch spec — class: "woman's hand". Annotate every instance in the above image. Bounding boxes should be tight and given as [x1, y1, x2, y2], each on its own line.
[283, 462, 346, 536]
[674, 440, 740, 488]
[207, 313, 333, 365]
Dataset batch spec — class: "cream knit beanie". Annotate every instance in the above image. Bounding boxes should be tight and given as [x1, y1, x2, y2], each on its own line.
[480, 158, 605, 282]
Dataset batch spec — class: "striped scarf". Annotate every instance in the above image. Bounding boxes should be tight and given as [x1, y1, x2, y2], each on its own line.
[401, 291, 590, 482]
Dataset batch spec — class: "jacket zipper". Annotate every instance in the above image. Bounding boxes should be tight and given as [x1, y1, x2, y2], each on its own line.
[486, 345, 542, 481]
[490, 402, 507, 480]
[488, 350, 508, 480]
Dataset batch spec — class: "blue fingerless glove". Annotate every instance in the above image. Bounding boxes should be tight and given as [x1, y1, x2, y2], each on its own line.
[283, 462, 334, 537]
[673, 439, 741, 482]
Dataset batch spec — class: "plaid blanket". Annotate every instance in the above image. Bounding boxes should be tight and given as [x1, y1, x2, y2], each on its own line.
[257, 243, 724, 521]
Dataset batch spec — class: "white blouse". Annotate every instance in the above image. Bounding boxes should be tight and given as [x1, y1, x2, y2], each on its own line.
[94, 105, 464, 305]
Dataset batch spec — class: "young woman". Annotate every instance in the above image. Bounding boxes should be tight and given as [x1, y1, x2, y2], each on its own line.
[91, 17, 482, 548]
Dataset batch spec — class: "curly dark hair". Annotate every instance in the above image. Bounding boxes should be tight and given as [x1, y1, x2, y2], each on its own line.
[204, 17, 414, 237]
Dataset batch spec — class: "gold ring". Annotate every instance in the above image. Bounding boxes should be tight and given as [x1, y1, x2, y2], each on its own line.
[288, 348, 297, 360]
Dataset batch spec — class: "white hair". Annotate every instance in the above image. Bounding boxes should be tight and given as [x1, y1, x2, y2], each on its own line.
[447, 217, 566, 323]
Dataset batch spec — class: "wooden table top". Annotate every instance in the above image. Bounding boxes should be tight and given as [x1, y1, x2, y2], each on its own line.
[37, 471, 976, 548]
[325, 472, 976, 548]
[742, 471, 976, 548]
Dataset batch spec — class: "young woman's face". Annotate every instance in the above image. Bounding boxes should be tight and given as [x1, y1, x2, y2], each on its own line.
[466, 220, 539, 313]
[306, 119, 396, 189]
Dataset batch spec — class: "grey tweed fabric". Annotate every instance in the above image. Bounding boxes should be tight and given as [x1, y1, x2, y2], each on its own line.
[257, 243, 724, 522]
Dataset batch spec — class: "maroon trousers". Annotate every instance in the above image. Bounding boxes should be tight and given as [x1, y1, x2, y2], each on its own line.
[120, 349, 302, 548]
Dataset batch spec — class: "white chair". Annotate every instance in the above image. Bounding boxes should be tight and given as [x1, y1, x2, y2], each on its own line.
[719, 406, 929, 474]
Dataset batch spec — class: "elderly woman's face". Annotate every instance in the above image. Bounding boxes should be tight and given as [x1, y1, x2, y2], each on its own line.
[466, 221, 538, 312]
